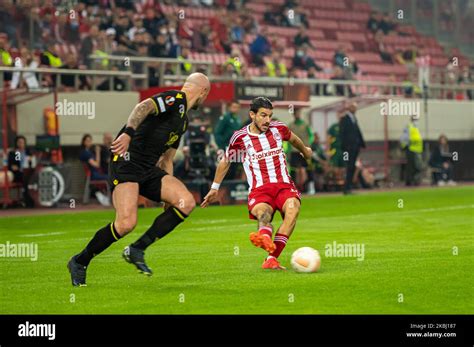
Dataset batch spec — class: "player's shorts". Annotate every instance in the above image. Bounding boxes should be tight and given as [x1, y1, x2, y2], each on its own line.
[247, 182, 301, 221]
[289, 152, 308, 168]
[108, 158, 167, 202]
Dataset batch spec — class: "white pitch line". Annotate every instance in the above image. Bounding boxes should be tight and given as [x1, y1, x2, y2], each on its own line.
[302, 204, 474, 222]
[18, 231, 66, 238]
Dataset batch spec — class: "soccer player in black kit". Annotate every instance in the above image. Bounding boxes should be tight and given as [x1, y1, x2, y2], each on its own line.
[68, 73, 211, 286]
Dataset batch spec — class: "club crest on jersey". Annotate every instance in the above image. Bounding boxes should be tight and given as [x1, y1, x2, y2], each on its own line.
[165, 96, 175, 106]
[166, 132, 179, 146]
[273, 132, 281, 141]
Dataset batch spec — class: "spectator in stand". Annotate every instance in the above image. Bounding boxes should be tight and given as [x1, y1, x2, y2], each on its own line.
[210, 7, 229, 43]
[333, 45, 347, 69]
[264, 50, 288, 77]
[192, 24, 210, 53]
[40, 42, 62, 67]
[81, 24, 99, 68]
[240, 9, 258, 34]
[402, 44, 417, 64]
[458, 66, 473, 100]
[11, 47, 40, 89]
[112, 13, 133, 48]
[250, 27, 271, 66]
[104, 27, 118, 53]
[97, 65, 126, 91]
[343, 56, 359, 80]
[367, 11, 380, 33]
[293, 44, 322, 71]
[177, 46, 193, 74]
[429, 134, 456, 186]
[327, 66, 355, 97]
[7, 135, 35, 207]
[282, 3, 309, 28]
[378, 13, 396, 35]
[60, 53, 90, 90]
[374, 29, 393, 63]
[0, 32, 13, 82]
[263, 7, 282, 26]
[128, 15, 145, 41]
[223, 48, 245, 78]
[79, 133, 110, 206]
[230, 15, 244, 43]
[150, 33, 171, 57]
[294, 25, 314, 49]
[143, 7, 167, 38]
[0, 2, 19, 47]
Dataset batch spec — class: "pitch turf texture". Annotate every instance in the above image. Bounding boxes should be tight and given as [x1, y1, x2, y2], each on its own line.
[1, 186, 473, 314]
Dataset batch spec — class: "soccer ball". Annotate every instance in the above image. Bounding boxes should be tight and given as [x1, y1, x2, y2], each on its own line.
[291, 247, 321, 273]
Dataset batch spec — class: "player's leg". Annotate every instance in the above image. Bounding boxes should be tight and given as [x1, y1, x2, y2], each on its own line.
[68, 182, 139, 286]
[249, 202, 276, 253]
[262, 183, 301, 270]
[128, 174, 195, 253]
[270, 197, 300, 259]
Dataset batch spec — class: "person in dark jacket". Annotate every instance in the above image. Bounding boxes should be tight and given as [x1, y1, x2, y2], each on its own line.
[340, 101, 366, 194]
[429, 134, 456, 186]
[7, 135, 35, 206]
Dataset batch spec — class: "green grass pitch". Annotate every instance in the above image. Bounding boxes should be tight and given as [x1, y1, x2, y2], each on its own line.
[0, 186, 473, 314]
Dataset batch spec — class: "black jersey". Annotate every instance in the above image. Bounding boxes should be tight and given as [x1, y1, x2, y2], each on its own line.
[116, 90, 188, 169]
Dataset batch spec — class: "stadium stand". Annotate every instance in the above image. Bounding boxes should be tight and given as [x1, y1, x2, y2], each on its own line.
[0, 0, 471, 89]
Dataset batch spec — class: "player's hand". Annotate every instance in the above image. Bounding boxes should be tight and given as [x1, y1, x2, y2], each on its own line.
[111, 133, 131, 156]
[200, 189, 219, 208]
[301, 146, 313, 161]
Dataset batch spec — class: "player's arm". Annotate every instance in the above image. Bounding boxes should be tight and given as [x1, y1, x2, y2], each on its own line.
[158, 147, 176, 176]
[200, 157, 231, 208]
[110, 98, 156, 155]
[288, 131, 312, 160]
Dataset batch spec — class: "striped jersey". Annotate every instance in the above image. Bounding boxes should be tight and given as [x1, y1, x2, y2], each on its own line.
[226, 121, 293, 191]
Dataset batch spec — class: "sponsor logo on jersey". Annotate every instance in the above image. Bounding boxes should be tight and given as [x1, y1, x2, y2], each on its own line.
[165, 96, 175, 106]
[251, 148, 282, 161]
[176, 93, 183, 99]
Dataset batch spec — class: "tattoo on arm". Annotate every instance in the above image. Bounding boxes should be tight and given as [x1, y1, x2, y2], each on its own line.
[126, 99, 155, 130]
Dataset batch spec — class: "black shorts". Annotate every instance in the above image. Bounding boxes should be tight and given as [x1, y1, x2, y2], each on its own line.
[289, 152, 308, 168]
[109, 159, 168, 202]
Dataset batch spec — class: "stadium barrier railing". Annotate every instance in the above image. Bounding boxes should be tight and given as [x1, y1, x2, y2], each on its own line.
[0, 67, 143, 91]
[2, 60, 473, 100]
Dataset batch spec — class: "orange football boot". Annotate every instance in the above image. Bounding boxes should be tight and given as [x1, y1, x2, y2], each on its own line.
[262, 256, 286, 270]
[249, 232, 276, 253]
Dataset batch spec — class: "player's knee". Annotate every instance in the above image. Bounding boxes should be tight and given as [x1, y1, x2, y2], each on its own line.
[114, 216, 137, 235]
[174, 191, 195, 215]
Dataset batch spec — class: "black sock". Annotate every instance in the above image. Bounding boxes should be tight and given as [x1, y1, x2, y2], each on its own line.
[75, 223, 121, 266]
[131, 207, 187, 250]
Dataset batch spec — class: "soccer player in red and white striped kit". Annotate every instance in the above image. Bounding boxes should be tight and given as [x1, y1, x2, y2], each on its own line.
[201, 97, 312, 269]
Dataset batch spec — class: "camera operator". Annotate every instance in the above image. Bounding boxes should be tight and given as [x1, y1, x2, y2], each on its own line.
[175, 114, 216, 181]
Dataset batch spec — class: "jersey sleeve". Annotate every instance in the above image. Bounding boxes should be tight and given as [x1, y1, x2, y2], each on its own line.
[148, 90, 185, 116]
[274, 122, 292, 141]
[225, 131, 244, 162]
